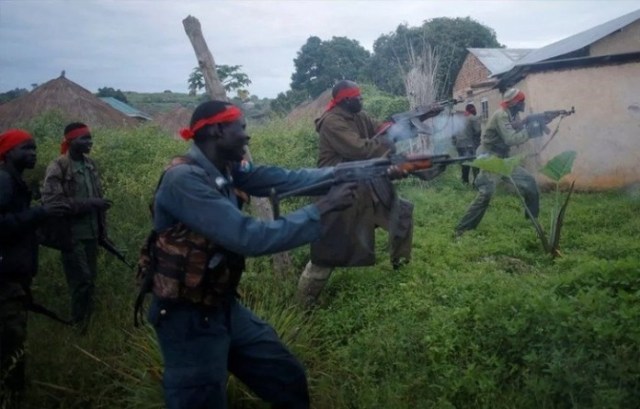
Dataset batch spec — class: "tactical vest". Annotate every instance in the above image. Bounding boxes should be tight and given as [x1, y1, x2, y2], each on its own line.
[134, 156, 246, 325]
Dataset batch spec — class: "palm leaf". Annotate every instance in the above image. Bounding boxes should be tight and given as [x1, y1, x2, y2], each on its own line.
[469, 154, 523, 177]
[540, 151, 576, 182]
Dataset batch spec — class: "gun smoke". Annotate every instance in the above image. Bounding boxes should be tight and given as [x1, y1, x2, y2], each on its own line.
[392, 110, 468, 155]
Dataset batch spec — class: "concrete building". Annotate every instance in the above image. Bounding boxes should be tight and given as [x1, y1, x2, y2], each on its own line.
[452, 9, 640, 190]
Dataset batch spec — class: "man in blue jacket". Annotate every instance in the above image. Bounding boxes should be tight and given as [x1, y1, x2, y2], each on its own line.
[145, 100, 356, 409]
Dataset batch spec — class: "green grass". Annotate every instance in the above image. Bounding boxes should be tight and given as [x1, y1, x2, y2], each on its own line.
[13, 114, 640, 408]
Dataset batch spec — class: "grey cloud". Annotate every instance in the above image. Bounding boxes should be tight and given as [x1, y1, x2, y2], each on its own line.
[1, 0, 639, 97]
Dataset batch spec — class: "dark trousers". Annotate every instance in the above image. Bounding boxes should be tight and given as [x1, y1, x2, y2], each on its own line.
[61, 239, 98, 326]
[455, 166, 540, 233]
[149, 297, 309, 409]
[0, 297, 27, 405]
[456, 147, 478, 184]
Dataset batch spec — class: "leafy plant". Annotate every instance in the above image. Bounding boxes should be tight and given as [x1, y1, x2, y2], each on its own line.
[469, 151, 577, 257]
[188, 65, 252, 96]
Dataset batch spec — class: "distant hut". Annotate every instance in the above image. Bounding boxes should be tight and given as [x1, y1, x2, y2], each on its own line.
[152, 105, 193, 139]
[285, 89, 331, 123]
[0, 72, 137, 130]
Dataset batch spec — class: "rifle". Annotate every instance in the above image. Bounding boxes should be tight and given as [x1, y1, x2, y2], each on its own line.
[516, 107, 576, 137]
[25, 287, 72, 326]
[375, 99, 463, 142]
[270, 153, 475, 218]
[100, 237, 135, 269]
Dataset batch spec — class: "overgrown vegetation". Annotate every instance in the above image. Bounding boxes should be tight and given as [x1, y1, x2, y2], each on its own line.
[470, 151, 578, 258]
[14, 113, 640, 408]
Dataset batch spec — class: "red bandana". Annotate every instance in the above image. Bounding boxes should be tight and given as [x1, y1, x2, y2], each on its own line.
[500, 91, 525, 109]
[61, 126, 90, 154]
[179, 106, 243, 140]
[0, 129, 33, 159]
[326, 87, 361, 111]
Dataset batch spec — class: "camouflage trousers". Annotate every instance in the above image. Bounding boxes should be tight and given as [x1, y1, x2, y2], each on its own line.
[296, 199, 413, 308]
[0, 297, 27, 405]
[455, 166, 539, 233]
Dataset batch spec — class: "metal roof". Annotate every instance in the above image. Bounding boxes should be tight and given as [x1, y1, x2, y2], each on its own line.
[467, 48, 534, 75]
[99, 96, 152, 120]
[493, 8, 640, 76]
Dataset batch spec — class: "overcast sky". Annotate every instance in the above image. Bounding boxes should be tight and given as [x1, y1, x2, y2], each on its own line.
[1, 0, 638, 98]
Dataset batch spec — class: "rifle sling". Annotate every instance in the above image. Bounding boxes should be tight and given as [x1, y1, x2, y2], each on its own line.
[27, 301, 73, 326]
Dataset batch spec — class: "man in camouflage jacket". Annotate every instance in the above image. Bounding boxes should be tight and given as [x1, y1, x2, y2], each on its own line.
[41, 122, 112, 330]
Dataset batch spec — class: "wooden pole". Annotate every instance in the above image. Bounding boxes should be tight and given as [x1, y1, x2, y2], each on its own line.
[182, 15, 293, 276]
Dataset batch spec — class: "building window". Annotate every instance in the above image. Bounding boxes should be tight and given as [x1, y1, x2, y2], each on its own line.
[481, 99, 489, 120]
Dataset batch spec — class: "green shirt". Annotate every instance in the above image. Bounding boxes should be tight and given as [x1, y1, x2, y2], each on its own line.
[71, 159, 99, 240]
[478, 108, 530, 158]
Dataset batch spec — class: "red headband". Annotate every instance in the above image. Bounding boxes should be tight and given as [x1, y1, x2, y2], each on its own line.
[179, 106, 243, 140]
[61, 126, 90, 154]
[500, 91, 525, 109]
[326, 87, 361, 111]
[0, 129, 33, 159]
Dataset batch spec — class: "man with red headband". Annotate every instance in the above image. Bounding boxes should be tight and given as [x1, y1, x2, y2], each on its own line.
[41, 122, 112, 331]
[0, 129, 69, 404]
[296, 79, 414, 308]
[141, 100, 355, 409]
[454, 88, 540, 236]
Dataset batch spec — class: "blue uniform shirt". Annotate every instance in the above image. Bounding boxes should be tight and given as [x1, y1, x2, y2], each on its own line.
[154, 145, 334, 257]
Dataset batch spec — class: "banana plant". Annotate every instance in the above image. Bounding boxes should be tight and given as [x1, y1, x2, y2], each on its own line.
[468, 151, 577, 258]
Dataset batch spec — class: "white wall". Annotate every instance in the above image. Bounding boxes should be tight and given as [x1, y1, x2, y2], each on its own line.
[521, 62, 640, 190]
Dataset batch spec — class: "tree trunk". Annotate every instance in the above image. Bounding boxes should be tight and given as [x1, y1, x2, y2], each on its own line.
[182, 15, 293, 276]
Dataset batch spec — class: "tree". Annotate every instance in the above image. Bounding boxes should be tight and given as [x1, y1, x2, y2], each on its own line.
[290, 36, 371, 98]
[0, 88, 28, 104]
[97, 87, 128, 103]
[270, 89, 309, 116]
[188, 65, 252, 96]
[363, 17, 502, 99]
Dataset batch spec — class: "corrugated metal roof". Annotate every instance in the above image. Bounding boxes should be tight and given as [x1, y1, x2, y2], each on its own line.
[99, 96, 152, 120]
[494, 9, 640, 75]
[467, 48, 534, 74]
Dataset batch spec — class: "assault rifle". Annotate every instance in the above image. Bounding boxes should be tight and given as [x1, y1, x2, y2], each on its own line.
[270, 153, 475, 218]
[375, 99, 463, 142]
[100, 237, 135, 269]
[516, 107, 576, 137]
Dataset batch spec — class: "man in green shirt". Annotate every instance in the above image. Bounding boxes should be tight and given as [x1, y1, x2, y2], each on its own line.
[41, 123, 111, 331]
[454, 88, 540, 237]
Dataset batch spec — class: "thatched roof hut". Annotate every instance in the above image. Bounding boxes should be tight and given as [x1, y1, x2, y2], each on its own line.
[0, 73, 137, 130]
[152, 105, 193, 139]
[285, 89, 331, 123]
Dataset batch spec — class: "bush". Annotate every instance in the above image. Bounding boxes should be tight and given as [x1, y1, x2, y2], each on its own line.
[17, 112, 640, 409]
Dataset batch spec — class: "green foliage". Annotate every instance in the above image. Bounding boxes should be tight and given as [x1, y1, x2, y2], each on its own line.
[470, 152, 579, 257]
[0, 87, 28, 104]
[20, 113, 640, 408]
[97, 87, 129, 103]
[469, 154, 524, 177]
[188, 65, 252, 96]
[291, 36, 371, 98]
[362, 83, 410, 121]
[363, 17, 502, 98]
[540, 150, 577, 182]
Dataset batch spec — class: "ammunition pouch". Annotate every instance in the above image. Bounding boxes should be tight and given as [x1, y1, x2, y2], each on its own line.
[134, 223, 244, 325]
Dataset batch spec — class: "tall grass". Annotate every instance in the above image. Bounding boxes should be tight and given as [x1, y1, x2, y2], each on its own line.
[16, 113, 640, 408]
